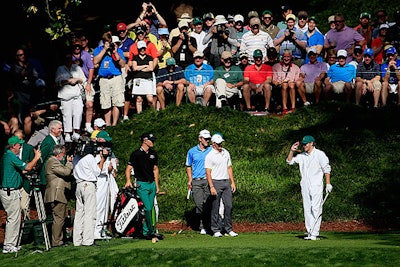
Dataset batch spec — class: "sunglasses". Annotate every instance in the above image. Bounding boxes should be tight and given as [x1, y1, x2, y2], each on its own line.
[251, 24, 260, 28]
[298, 16, 307, 20]
[223, 58, 232, 63]
[263, 16, 272, 20]
[118, 30, 126, 34]
[338, 56, 346, 59]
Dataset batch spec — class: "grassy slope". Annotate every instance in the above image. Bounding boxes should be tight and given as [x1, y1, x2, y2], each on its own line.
[106, 103, 400, 228]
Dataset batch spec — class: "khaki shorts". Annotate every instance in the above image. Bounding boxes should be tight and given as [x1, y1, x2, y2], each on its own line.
[305, 82, 314, 94]
[195, 85, 215, 96]
[99, 75, 125, 109]
[332, 81, 353, 94]
[84, 83, 96, 102]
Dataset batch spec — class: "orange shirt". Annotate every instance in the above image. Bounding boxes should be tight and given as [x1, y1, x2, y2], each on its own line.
[128, 38, 159, 60]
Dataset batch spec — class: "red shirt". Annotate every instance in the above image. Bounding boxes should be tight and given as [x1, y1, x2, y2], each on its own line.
[244, 64, 273, 84]
[371, 37, 384, 64]
[128, 39, 159, 60]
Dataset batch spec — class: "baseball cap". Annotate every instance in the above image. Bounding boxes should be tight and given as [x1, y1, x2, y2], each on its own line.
[135, 25, 146, 34]
[158, 28, 169, 35]
[234, 14, 244, 23]
[308, 16, 317, 23]
[193, 50, 204, 58]
[239, 51, 249, 59]
[179, 13, 192, 22]
[8, 136, 24, 145]
[221, 51, 232, 59]
[286, 14, 296, 21]
[267, 47, 277, 57]
[227, 14, 234, 22]
[203, 12, 214, 20]
[214, 15, 228, 25]
[307, 47, 317, 55]
[253, 49, 263, 58]
[137, 40, 147, 50]
[166, 57, 176, 66]
[141, 132, 156, 142]
[97, 130, 112, 142]
[281, 5, 291, 12]
[328, 15, 335, 23]
[337, 49, 347, 58]
[192, 17, 203, 25]
[247, 11, 259, 19]
[178, 20, 189, 29]
[379, 23, 389, 30]
[111, 36, 120, 43]
[354, 45, 363, 54]
[117, 22, 127, 31]
[385, 46, 397, 55]
[262, 10, 273, 16]
[94, 118, 106, 127]
[199, 129, 211, 139]
[301, 135, 315, 145]
[359, 12, 371, 19]
[211, 133, 224, 144]
[364, 48, 374, 56]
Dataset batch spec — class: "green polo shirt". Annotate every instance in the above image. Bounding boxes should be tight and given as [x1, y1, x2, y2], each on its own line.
[214, 65, 244, 84]
[1, 149, 27, 189]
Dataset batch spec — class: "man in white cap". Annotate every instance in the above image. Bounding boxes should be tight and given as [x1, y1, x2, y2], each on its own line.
[91, 118, 106, 139]
[185, 129, 212, 234]
[171, 19, 197, 69]
[205, 133, 238, 237]
[169, 12, 193, 43]
[286, 135, 332, 240]
[325, 49, 356, 103]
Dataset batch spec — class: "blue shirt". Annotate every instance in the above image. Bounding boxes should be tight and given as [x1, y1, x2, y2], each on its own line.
[275, 28, 307, 59]
[381, 59, 400, 84]
[327, 63, 356, 83]
[93, 46, 126, 77]
[305, 30, 325, 63]
[184, 63, 214, 86]
[186, 145, 212, 179]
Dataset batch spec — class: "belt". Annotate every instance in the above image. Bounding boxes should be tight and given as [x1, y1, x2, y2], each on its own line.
[1, 188, 19, 191]
[101, 75, 118, 79]
[193, 178, 206, 180]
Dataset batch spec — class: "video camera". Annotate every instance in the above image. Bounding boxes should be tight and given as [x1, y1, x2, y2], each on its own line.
[25, 171, 41, 191]
[69, 136, 112, 158]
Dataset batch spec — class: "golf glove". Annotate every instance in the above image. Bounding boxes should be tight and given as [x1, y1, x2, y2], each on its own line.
[325, 184, 333, 194]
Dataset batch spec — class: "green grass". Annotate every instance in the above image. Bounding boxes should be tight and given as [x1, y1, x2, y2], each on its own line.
[4, 231, 400, 266]
[104, 103, 400, 228]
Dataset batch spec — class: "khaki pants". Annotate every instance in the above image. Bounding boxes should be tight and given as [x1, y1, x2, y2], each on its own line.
[20, 188, 30, 220]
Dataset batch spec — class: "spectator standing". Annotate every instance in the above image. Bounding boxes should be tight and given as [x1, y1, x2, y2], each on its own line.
[1, 136, 41, 253]
[372, 9, 390, 39]
[156, 57, 186, 109]
[213, 51, 244, 108]
[78, 33, 94, 56]
[169, 13, 193, 43]
[325, 50, 356, 103]
[44, 144, 73, 247]
[298, 48, 328, 104]
[272, 49, 301, 114]
[156, 27, 173, 70]
[131, 2, 168, 40]
[233, 14, 248, 46]
[124, 133, 163, 241]
[240, 16, 274, 63]
[380, 47, 400, 106]
[355, 48, 381, 107]
[324, 13, 366, 63]
[184, 51, 214, 106]
[203, 12, 215, 33]
[205, 133, 238, 238]
[55, 52, 86, 142]
[371, 23, 389, 64]
[277, 4, 293, 30]
[274, 14, 307, 67]
[71, 39, 96, 134]
[260, 10, 279, 40]
[354, 12, 373, 48]
[305, 16, 324, 63]
[190, 17, 208, 55]
[286, 135, 332, 240]
[244, 11, 259, 31]
[185, 129, 212, 234]
[386, 10, 400, 53]
[295, 10, 309, 33]
[243, 49, 273, 112]
[93, 33, 126, 126]
[171, 20, 197, 69]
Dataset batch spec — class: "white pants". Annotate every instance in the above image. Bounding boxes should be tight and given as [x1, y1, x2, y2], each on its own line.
[214, 78, 239, 108]
[301, 182, 323, 237]
[73, 182, 96, 246]
[94, 176, 109, 238]
[60, 97, 84, 133]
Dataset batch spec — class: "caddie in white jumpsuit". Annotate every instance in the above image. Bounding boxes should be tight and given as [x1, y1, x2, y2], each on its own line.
[286, 135, 333, 240]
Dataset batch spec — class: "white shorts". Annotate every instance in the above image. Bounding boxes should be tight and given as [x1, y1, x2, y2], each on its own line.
[389, 83, 398, 94]
[132, 78, 155, 95]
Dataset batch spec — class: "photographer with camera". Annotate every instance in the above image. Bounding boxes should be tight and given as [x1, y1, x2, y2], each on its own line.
[72, 137, 108, 247]
[93, 33, 126, 127]
[1, 136, 41, 253]
[44, 145, 73, 247]
[202, 15, 239, 68]
[171, 20, 197, 69]
[129, 2, 167, 40]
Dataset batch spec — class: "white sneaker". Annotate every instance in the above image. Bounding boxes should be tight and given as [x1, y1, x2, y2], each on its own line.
[213, 232, 223, 237]
[304, 235, 319, 240]
[122, 115, 129, 121]
[228, 231, 238, 237]
[64, 133, 72, 143]
[200, 229, 207, 235]
[304, 101, 311, 106]
[2, 246, 18, 254]
[72, 132, 81, 141]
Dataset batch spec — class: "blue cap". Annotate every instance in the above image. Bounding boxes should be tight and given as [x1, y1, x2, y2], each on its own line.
[364, 48, 374, 56]
[385, 46, 397, 55]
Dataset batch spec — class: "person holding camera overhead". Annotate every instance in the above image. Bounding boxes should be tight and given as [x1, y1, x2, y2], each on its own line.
[202, 15, 239, 68]
[274, 14, 307, 67]
[1, 136, 41, 253]
[93, 33, 126, 127]
[72, 138, 108, 246]
[130, 2, 168, 40]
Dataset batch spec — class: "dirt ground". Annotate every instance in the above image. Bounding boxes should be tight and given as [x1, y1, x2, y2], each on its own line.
[0, 209, 389, 244]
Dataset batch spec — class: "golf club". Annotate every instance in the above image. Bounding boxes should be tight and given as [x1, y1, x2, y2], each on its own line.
[309, 191, 330, 237]
[178, 189, 191, 234]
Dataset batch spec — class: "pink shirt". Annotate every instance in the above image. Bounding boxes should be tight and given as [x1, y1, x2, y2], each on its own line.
[272, 62, 300, 83]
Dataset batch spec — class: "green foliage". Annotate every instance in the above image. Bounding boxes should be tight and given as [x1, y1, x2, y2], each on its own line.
[106, 103, 400, 228]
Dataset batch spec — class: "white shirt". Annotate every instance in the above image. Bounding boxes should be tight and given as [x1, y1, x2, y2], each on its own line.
[204, 147, 232, 180]
[74, 154, 100, 182]
[240, 30, 274, 62]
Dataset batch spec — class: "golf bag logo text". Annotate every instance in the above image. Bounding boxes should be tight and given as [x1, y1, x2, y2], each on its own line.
[115, 198, 139, 233]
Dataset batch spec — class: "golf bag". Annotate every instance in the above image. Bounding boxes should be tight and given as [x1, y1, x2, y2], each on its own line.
[110, 187, 145, 237]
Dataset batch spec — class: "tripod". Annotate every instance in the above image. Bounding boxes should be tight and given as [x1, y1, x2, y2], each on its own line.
[16, 175, 51, 256]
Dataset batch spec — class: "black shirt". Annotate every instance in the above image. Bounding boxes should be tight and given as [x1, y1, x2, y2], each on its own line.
[128, 147, 158, 182]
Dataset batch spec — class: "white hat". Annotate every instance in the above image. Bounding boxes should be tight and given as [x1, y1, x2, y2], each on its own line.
[94, 118, 106, 127]
[178, 13, 193, 22]
[178, 20, 189, 28]
[211, 133, 224, 144]
[214, 15, 228, 25]
[337, 49, 347, 57]
[234, 14, 244, 22]
[111, 36, 120, 43]
[199, 129, 211, 139]
[307, 47, 317, 54]
[193, 50, 204, 58]
[379, 23, 389, 30]
[137, 40, 147, 49]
